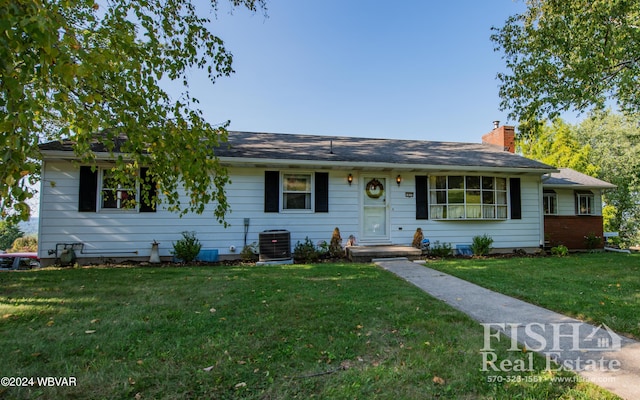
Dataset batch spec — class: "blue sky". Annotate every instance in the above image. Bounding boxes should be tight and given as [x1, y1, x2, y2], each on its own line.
[176, 0, 529, 143]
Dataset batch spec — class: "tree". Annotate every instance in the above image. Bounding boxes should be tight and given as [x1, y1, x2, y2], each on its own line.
[518, 113, 640, 246]
[1, 0, 265, 223]
[517, 118, 598, 176]
[0, 220, 23, 251]
[575, 111, 640, 245]
[492, 0, 640, 123]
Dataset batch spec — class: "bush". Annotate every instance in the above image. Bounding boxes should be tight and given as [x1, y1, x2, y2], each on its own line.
[293, 237, 322, 263]
[10, 235, 38, 252]
[471, 234, 494, 256]
[429, 241, 453, 258]
[172, 231, 202, 263]
[584, 232, 602, 249]
[551, 245, 569, 257]
[240, 242, 258, 261]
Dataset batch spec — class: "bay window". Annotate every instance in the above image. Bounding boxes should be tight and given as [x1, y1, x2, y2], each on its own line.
[429, 175, 508, 220]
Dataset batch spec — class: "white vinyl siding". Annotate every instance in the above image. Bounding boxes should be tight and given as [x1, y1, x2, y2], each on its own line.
[38, 161, 546, 263]
[553, 189, 603, 216]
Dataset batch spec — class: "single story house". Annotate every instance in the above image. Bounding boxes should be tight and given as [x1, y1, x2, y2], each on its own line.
[36, 124, 614, 265]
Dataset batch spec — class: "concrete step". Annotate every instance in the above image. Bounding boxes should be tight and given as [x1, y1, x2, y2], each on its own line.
[346, 245, 422, 262]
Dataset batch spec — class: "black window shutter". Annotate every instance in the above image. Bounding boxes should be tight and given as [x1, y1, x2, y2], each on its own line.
[509, 177, 522, 220]
[140, 168, 157, 213]
[315, 172, 329, 213]
[264, 171, 279, 212]
[415, 175, 428, 219]
[78, 166, 98, 212]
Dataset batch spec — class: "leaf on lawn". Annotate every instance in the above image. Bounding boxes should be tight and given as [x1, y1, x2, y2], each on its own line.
[85, 330, 96, 334]
[91, 319, 100, 324]
[128, 377, 136, 385]
[210, 308, 216, 313]
[234, 382, 247, 389]
[47, 320, 55, 326]
[433, 376, 445, 385]
[203, 365, 215, 372]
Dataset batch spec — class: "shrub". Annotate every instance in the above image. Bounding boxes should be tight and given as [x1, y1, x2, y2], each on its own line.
[293, 237, 321, 263]
[606, 235, 622, 249]
[429, 241, 453, 258]
[584, 232, 602, 250]
[10, 235, 38, 252]
[240, 242, 258, 261]
[470, 234, 494, 256]
[172, 231, 202, 263]
[551, 245, 569, 257]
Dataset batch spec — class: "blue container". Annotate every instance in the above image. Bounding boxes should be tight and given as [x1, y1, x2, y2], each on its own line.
[196, 249, 219, 262]
[456, 245, 473, 256]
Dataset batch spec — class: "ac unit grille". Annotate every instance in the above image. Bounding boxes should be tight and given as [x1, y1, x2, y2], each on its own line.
[259, 230, 292, 261]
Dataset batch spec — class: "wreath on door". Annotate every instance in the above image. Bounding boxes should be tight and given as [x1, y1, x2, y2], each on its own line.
[365, 178, 384, 199]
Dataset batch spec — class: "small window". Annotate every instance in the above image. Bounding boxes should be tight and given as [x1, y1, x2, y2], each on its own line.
[576, 191, 594, 215]
[543, 190, 557, 215]
[100, 169, 138, 210]
[282, 174, 312, 210]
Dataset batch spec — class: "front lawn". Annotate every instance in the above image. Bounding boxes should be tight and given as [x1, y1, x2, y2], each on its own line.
[0, 263, 619, 399]
[426, 252, 640, 338]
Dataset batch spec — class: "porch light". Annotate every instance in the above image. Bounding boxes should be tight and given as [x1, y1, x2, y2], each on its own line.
[396, 175, 402, 186]
[347, 174, 353, 185]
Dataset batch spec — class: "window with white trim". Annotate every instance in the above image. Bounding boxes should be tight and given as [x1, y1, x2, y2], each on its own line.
[282, 173, 312, 210]
[576, 191, 594, 215]
[78, 166, 156, 213]
[543, 190, 557, 215]
[429, 175, 508, 220]
[100, 168, 138, 210]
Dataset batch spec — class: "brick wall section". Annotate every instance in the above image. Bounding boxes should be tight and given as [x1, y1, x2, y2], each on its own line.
[482, 125, 516, 153]
[544, 215, 604, 249]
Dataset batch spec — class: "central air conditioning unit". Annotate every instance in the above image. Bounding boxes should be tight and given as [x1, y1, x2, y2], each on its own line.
[258, 230, 292, 264]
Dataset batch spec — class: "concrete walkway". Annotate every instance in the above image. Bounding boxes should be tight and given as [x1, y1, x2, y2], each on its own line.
[375, 259, 640, 400]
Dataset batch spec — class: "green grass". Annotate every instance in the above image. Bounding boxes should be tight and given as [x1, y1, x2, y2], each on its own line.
[0, 263, 620, 399]
[426, 252, 640, 339]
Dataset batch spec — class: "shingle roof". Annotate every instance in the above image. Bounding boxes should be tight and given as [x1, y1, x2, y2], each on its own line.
[543, 168, 616, 189]
[214, 131, 556, 171]
[39, 130, 556, 172]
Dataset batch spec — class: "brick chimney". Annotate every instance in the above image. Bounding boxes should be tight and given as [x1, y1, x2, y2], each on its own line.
[482, 121, 515, 153]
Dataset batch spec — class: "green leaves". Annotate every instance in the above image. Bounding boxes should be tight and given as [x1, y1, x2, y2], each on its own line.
[493, 0, 640, 122]
[1, 0, 265, 222]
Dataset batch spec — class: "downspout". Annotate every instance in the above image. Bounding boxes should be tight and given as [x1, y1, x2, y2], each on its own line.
[538, 176, 545, 248]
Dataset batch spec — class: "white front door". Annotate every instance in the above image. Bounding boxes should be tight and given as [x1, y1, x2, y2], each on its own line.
[362, 176, 389, 242]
